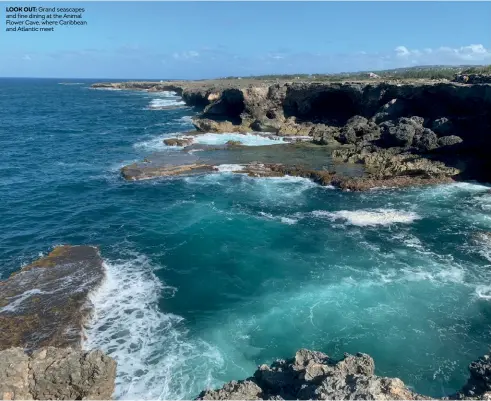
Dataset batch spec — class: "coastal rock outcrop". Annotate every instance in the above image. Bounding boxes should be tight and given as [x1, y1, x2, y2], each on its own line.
[0, 245, 105, 351]
[196, 349, 427, 400]
[121, 162, 213, 181]
[0, 347, 116, 400]
[197, 348, 491, 400]
[93, 78, 491, 184]
[164, 137, 194, 147]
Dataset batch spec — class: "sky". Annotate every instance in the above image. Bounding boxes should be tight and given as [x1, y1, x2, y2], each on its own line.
[1, 1, 490, 79]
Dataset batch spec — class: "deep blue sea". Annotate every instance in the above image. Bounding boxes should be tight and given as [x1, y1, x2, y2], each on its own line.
[2, 78, 491, 399]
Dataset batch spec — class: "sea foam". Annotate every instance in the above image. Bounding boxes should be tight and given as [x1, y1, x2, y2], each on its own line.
[193, 133, 284, 146]
[84, 253, 223, 399]
[147, 98, 186, 109]
[312, 208, 421, 226]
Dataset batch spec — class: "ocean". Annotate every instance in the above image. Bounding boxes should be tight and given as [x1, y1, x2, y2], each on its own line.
[1, 78, 491, 399]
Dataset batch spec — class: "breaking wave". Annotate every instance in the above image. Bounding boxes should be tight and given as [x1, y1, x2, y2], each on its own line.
[147, 98, 186, 109]
[312, 208, 421, 226]
[84, 254, 223, 400]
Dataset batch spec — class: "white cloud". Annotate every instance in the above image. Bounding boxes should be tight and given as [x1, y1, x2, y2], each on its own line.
[172, 50, 200, 60]
[393, 43, 491, 63]
[394, 46, 410, 57]
[267, 53, 285, 60]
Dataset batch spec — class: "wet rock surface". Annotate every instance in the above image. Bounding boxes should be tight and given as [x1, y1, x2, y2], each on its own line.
[0, 245, 105, 351]
[94, 79, 491, 184]
[197, 349, 491, 400]
[0, 347, 116, 400]
[121, 162, 214, 181]
[196, 349, 429, 400]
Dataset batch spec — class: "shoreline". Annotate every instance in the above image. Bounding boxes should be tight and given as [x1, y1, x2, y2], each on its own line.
[92, 78, 491, 190]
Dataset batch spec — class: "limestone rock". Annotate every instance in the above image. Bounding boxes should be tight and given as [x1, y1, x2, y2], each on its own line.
[164, 137, 194, 146]
[196, 349, 426, 400]
[0, 347, 116, 400]
[121, 162, 213, 181]
[0, 246, 105, 351]
[193, 118, 250, 133]
[438, 135, 463, 148]
[339, 115, 380, 144]
[413, 128, 439, 152]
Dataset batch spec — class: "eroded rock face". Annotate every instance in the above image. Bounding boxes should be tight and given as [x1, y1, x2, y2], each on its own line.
[0, 347, 116, 400]
[196, 349, 427, 400]
[0, 246, 105, 351]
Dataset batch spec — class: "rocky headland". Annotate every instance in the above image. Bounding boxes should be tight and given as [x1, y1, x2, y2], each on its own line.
[93, 78, 491, 188]
[0, 246, 117, 400]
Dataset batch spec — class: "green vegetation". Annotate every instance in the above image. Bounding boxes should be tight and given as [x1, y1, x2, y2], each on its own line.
[220, 65, 491, 81]
[461, 65, 491, 74]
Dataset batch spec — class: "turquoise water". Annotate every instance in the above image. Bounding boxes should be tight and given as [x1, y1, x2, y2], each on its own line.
[2, 78, 491, 399]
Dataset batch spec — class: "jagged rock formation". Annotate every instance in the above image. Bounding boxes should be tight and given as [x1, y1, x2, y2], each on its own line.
[0, 245, 105, 351]
[0, 347, 116, 400]
[93, 79, 491, 184]
[196, 349, 428, 400]
[197, 348, 491, 400]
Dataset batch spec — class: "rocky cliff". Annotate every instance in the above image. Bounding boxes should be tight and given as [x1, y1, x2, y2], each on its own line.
[93, 79, 491, 183]
[197, 348, 491, 400]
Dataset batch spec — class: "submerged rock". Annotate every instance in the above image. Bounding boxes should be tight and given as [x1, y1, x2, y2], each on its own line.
[0, 245, 105, 351]
[0, 347, 116, 400]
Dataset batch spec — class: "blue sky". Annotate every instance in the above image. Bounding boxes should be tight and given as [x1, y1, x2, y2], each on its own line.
[1, 1, 490, 79]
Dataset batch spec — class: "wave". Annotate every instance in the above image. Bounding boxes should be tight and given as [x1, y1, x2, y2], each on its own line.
[176, 115, 193, 126]
[90, 87, 122, 91]
[258, 211, 298, 225]
[193, 133, 284, 146]
[476, 285, 491, 300]
[84, 253, 223, 399]
[312, 208, 421, 227]
[147, 98, 186, 110]
[150, 90, 180, 98]
[133, 133, 181, 151]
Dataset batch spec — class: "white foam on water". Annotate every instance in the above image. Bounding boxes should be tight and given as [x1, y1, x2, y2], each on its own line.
[281, 217, 298, 225]
[194, 133, 285, 146]
[476, 285, 491, 300]
[418, 182, 491, 201]
[90, 87, 122, 91]
[312, 208, 421, 227]
[85, 254, 223, 400]
[258, 211, 298, 225]
[150, 90, 179, 97]
[214, 164, 245, 173]
[176, 115, 193, 125]
[133, 133, 184, 151]
[147, 98, 186, 109]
